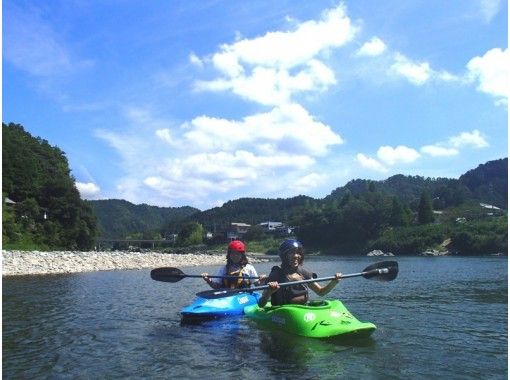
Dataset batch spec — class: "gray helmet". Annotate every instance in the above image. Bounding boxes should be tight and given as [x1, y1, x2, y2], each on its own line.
[279, 239, 304, 264]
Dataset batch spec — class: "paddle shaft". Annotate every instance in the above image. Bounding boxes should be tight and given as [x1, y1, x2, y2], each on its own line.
[150, 267, 260, 283]
[182, 274, 259, 280]
[197, 268, 388, 298]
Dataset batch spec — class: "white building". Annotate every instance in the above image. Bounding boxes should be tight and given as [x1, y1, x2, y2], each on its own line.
[259, 221, 283, 231]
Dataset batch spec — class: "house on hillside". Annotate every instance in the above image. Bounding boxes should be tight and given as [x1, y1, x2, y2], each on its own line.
[4, 197, 16, 206]
[259, 221, 294, 236]
[479, 203, 501, 210]
[227, 222, 251, 241]
[479, 203, 503, 216]
[274, 225, 294, 236]
[259, 221, 283, 231]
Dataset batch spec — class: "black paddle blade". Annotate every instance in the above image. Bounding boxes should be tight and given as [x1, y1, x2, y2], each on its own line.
[362, 261, 398, 281]
[150, 267, 185, 283]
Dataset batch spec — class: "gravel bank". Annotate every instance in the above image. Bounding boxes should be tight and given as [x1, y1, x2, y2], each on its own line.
[2, 250, 269, 276]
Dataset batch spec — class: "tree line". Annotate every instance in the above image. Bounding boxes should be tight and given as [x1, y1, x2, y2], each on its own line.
[2, 123, 98, 250]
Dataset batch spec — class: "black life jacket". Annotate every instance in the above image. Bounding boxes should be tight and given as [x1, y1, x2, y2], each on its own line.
[269, 265, 310, 306]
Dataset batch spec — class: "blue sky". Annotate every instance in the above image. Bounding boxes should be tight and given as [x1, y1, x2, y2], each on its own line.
[3, 0, 508, 210]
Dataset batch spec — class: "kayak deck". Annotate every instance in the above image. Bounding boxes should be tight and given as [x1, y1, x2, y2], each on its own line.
[181, 292, 260, 324]
[244, 299, 376, 338]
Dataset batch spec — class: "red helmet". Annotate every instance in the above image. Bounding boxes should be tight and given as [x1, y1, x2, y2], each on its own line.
[228, 240, 245, 253]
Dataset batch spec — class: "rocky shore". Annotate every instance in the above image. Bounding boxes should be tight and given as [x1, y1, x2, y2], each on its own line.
[2, 250, 269, 276]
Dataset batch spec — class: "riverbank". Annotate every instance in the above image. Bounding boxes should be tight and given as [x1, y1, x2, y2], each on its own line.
[2, 250, 270, 276]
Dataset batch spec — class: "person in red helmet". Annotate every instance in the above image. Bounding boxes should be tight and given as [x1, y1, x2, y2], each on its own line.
[202, 240, 265, 289]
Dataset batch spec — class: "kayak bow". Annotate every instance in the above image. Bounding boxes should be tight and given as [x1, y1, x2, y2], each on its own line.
[181, 292, 260, 323]
[244, 299, 376, 338]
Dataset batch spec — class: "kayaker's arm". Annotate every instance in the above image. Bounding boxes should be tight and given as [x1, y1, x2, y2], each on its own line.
[253, 274, 267, 286]
[202, 273, 221, 289]
[309, 273, 341, 296]
[258, 281, 279, 307]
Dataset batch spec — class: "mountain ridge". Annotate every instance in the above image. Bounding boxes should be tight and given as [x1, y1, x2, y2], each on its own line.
[88, 157, 507, 239]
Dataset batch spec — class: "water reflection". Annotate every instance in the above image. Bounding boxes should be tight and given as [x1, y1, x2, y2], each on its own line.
[256, 326, 376, 378]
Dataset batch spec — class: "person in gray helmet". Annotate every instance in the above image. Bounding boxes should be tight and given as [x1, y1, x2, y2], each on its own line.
[257, 239, 342, 307]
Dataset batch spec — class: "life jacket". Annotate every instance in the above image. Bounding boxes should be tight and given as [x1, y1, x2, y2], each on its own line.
[222, 266, 251, 289]
[269, 266, 309, 306]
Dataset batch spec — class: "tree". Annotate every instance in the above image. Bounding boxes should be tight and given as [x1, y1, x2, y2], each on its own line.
[390, 197, 411, 227]
[418, 191, 434, 224]
[244, 225, 265, 241]
[2, 123, 99, 249]
[177, 222, 204, 246]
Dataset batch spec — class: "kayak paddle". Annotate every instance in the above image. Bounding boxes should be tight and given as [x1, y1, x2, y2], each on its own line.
[196, 260, 398, 299]
[150, 267, 260, 283]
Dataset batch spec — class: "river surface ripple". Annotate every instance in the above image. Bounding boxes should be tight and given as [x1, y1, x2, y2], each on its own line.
[3, 256, 507, 379]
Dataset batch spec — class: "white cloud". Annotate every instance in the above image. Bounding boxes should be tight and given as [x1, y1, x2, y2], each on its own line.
[94, 102, 344, 207]
[217, 4, 356, 68]
[356, 37, 387, 56]
[195, 3, 358, 106]
[182, 103, 343, 156]
[390, 54, 431, 85]
[189, 52, 203, 67]
[76, 182, 101, 199]
[134, 4, 349, 205]
[377, 145, 421, 165]
[390, 53, 458, 86]
[294, 172, 328, 191]
[420, 129, 489, 157]
[466, 47, 508, 105]
[449, 129, 489, 148]
[420, 145, 459, 157]
[155, 129, 175, 145]
[356, 153, 388, 172]
[477, 0, 502, 22]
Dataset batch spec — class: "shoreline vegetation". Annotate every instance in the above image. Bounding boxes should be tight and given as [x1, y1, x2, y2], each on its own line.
[2, 250, 270, 277]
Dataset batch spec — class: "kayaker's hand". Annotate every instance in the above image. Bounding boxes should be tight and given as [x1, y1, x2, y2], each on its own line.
[256, 274, 267, 285]
[267, 281, 280, 294]
[202, 273, 211, 284]
[334, 273, 342, 282]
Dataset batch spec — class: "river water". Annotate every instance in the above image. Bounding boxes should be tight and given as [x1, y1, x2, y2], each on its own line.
[2, 256, 507, 379]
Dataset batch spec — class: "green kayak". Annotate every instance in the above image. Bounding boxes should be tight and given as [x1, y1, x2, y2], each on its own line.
[244, 299, 376, 339]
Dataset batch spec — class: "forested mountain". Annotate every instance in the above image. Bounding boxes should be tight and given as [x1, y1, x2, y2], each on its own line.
[180, 196, 316, 233]
[459, 158, 508, 208]
[87, 199, 198, 239]
[2, 123, 98, 250]
[326, 176, 465, 209]
[325, 158, 508, 210]
[91, 158, 507, 245]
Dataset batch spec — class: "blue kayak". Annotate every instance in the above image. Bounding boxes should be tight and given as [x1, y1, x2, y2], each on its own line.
[180, 292, 260, 323]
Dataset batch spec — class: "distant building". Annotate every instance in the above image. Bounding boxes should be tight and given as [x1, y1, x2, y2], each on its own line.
[259, 221, 283, 231]
[259, 221, 294, 236]
[479, 203, 501, 210]
[227, 222, 251, 241]
[165, 233, 178, 243]
[274, 225, 294, 236]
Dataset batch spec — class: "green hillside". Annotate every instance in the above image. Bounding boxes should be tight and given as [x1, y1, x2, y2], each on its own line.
[2, 123, 98, 250]
[87, 199, 198, 239]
